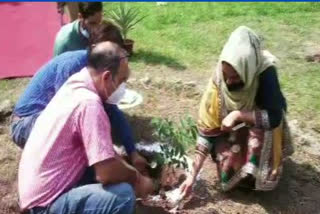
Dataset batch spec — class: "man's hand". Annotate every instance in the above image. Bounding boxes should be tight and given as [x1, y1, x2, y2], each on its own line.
[130, 151, 148, 175]
[221, 110, 240, 131]
[179, 175, 195, 199]
[134, 173, 154, 198]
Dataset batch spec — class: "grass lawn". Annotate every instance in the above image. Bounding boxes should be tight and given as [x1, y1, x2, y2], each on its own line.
[103, 2, 320, 129]
[1, 3, 319, 128]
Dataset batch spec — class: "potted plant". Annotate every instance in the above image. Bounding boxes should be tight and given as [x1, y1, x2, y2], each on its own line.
[107, 3, 146, 55]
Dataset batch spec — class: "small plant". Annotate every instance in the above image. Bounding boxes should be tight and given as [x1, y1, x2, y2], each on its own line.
[106, 3, 146, 40]
[151, 116, 197, 169]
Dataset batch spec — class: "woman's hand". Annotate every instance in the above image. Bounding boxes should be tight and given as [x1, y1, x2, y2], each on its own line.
[179, 175, 195, 199]
[221, 110, 241, 131]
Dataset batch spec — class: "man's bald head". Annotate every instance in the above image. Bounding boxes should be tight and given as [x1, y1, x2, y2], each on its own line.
[87, 41, 130, 101]
[88, 41, 124, 76]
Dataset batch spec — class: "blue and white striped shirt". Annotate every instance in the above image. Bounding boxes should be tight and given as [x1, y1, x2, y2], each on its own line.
[14, 49, 136, 154]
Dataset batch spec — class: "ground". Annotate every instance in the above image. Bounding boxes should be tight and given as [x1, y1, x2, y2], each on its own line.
[1, 2, 320, 214]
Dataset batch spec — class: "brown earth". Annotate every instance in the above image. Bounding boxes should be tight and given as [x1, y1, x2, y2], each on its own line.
[1, 68, 320, 214]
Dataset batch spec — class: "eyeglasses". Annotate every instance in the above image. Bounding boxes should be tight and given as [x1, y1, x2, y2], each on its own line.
[119, 52, 130, 61]
[98, 51, 129, 73]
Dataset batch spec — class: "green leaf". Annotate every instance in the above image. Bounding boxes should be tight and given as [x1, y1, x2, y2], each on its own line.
[106, 3, 147, 39]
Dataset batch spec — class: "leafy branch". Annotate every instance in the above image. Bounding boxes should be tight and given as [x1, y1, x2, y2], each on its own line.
[151, 116, 197, 169]
[106, 3, 147, 40]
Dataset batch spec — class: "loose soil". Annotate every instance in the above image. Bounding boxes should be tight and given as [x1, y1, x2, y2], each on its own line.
[1, 69, 320, 214]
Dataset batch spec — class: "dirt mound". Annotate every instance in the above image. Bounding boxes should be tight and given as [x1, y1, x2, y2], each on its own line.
[305, 53, 320, 62]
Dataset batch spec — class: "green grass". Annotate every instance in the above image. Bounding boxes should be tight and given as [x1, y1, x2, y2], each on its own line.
[104, 2, 320, 130]
[0, 79, 29, 103]
[1, 3, 319, 129]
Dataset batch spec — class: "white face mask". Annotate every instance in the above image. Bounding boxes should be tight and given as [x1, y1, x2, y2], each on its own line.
[107, 83, 126, 105]
[80, 25, 90, 39]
